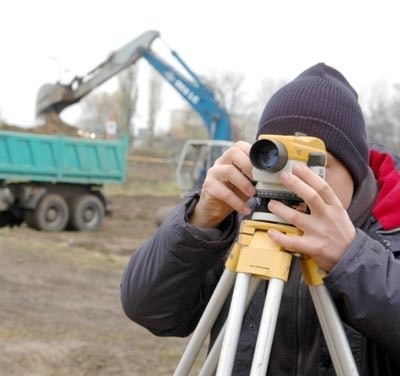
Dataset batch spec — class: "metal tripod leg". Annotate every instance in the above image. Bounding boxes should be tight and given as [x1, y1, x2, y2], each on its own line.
[309, 285, 358, 375]
[199, 278, 261, 376]
[216, 272, 251, 375]
[174, 269, 261, 376]
[300, 256, 359, 375]
[250, 278, 285, 375]
[249, 278, 359, 376]
[173, 268, 236, 376]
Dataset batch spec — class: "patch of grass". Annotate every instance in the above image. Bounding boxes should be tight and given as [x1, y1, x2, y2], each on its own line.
[104, 157, 181, 197]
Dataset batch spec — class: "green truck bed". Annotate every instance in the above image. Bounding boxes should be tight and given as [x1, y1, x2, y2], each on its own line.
[0, 130, 128, 185]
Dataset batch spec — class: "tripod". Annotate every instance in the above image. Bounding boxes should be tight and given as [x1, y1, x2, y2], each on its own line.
[174, 218, 359, 376]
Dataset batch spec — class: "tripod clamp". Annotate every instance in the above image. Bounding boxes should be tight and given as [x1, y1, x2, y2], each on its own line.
[226, 219, 325, 286]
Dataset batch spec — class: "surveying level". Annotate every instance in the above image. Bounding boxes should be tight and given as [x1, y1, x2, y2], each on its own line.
[174, 135, 359, 375]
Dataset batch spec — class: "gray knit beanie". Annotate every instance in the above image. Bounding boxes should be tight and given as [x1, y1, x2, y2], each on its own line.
[257, 63, 369, 190]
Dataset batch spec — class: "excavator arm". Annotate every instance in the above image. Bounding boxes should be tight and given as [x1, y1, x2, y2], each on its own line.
[36, 30, 231, 141]
[36, 30, 160, 117]
[140, 49, 231, 140]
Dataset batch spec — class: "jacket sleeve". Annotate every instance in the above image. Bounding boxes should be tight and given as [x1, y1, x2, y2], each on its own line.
[120, 194, 237, 337]
[324, 229, 400, 364]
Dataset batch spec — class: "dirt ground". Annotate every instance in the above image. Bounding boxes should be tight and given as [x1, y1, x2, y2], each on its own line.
[0, 193, 210, 376]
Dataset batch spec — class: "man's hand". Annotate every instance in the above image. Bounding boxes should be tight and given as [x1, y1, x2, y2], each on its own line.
[189, 141, 256, 228]
[267, 163, 356, 271]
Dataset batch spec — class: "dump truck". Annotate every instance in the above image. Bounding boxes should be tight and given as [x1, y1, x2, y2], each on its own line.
[0, 130, 128, 232]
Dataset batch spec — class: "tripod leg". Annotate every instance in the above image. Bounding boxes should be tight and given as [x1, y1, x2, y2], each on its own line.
[250, 278, 285, 376]
[216, 272, 251, 376]
[199, 278, 261, 376]
[174, 268, 236, 376]
[309, 285, 359, 376]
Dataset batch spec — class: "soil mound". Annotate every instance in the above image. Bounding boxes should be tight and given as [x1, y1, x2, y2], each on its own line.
[0, 112, 80, 137]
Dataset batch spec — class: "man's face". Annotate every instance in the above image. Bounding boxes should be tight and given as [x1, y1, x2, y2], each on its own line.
[325, 153, 354, 209]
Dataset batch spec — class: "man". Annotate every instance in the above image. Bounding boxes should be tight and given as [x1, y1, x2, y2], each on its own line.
[121, 63, 400, 375]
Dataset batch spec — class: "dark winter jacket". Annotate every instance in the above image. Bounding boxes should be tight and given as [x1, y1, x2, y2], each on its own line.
[121, 147, 400, 375]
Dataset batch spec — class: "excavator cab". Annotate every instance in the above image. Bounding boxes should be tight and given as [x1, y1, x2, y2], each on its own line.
[176, 139, 234, 196]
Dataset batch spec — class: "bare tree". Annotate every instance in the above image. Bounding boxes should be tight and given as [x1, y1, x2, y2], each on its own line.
[390, 84, 400, 136]
[235, 77, 288, 142]
[203, 71, 247, 116]
[146, 70, 163, 147]
[77, 66, 139, 141]
[256, 77, 287, 113]
[117, 65, 139, 142]
[366, 100, 394, 146]
[365, 81, 400, 149]
[199, 71, 252, 141]
[78, 91, 119, 136]
[169, 107, 208, 140]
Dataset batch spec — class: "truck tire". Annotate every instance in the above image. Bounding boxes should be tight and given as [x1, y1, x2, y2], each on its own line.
[25, 193, 69, 232]
[68, 194, 104, 231]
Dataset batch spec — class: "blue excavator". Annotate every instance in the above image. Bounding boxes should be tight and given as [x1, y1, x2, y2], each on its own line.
[36, 30, 233, 195]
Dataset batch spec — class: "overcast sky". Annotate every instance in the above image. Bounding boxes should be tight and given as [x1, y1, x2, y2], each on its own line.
[0, 0, 399, 131]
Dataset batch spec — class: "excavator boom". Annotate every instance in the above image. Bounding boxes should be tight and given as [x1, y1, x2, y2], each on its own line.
[36, 30, 160, 116]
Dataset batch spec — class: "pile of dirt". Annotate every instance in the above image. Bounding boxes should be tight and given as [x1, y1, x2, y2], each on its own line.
[0, 111, 81, 137]
[31, 112, 81, 136]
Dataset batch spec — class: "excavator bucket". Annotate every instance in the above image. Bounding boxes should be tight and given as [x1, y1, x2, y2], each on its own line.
[36, 30, 160, 117]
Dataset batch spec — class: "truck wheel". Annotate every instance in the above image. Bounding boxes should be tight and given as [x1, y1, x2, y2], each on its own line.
[68, 194, 104, 231]
[26, 193, 69, 232]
